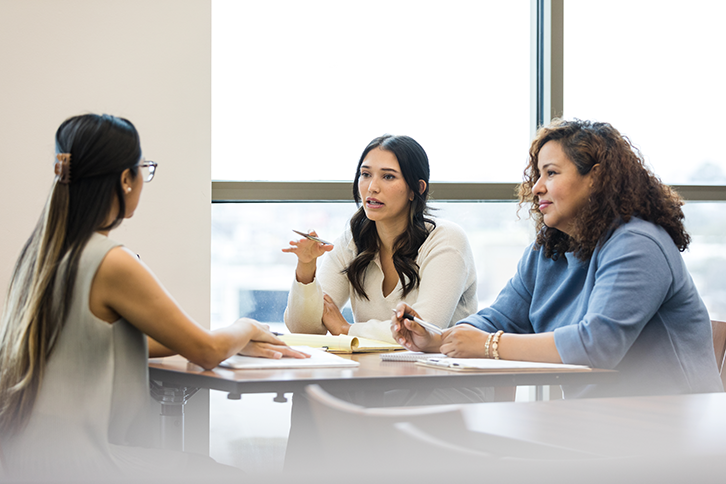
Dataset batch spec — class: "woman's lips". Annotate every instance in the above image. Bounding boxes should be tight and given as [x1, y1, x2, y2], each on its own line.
[366, 198, 384, 208]
[538, 200, 552, 211]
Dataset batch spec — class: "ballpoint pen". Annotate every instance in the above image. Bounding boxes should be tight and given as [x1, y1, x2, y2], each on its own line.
[292, 230, 332, 246]
[392, 309, 444, 335]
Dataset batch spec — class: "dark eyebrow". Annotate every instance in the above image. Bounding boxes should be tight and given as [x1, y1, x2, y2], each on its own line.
[360, 164, 400, 174]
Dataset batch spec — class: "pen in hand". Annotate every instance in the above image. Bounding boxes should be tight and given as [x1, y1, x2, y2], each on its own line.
[392, 309, 443, 335]
[292, 230, 332, 246]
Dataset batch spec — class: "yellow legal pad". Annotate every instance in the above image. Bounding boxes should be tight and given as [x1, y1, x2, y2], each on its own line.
[278, 333, 403, 353]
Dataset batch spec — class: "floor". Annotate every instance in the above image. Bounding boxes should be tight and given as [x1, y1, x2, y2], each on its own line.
[209, 390, 293, 473]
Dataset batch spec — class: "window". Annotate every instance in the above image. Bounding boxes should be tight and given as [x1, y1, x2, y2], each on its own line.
[212, 0, 531, 183]
[211, 1, 533, 330]
[211, 202, 535, 329]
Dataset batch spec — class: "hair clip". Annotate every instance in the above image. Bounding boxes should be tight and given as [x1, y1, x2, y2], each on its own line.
[54, 153, 71, 184]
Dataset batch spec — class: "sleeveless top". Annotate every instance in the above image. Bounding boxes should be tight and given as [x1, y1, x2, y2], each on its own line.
[4, 233, 194, 480]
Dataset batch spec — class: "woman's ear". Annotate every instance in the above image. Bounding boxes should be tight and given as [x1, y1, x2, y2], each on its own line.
[588, 164, 600, 188]
[418, 180, 427, 195]
[410, 180, 426, 201]
[120, 168, 134, 195]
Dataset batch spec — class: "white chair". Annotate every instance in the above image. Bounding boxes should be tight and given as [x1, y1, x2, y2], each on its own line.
[304, 383, 488, 472]
[0, 440, 7, 477]
[711, 320, 726, 389]
[303, 384, 606, 475]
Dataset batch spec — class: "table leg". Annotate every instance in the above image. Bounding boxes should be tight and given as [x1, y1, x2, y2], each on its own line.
[150, 380, 199, 451]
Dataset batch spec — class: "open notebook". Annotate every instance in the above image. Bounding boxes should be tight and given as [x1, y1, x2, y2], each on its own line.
[278, 333, 403, 353]
[416, 358, 591, 372]
[220, 346, 360, 369]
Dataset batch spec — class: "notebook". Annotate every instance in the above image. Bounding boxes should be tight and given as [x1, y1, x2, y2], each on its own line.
[277, 333, 403, 353]
[380, 351, 448, 362]
[415, 358, 591, 372]
[220, 346, 360, 369]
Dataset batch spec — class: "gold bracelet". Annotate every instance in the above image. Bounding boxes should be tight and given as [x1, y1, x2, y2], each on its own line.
[491, 330, 504, 360]
[484, 332, 494, 359]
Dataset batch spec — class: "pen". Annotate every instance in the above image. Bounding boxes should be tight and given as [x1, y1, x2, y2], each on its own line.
[292, 229, 332, 246]
[392, 309, 444, 335]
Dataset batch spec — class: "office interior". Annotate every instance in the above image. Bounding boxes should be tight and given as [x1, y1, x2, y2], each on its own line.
[1, 0, 725, 479]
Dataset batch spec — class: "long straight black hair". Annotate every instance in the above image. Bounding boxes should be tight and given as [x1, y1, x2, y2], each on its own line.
[0, 114, 141, 436]
[346, 134, 434, 299]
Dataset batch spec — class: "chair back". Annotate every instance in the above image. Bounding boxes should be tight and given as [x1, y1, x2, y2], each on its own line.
[304, 384, 480, 472]
[305, 384, 606, 474]
[0, 440, 6, 477]
[712, 320, 726, 388]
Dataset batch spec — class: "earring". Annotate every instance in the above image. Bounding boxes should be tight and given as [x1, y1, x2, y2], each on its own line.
[126, 187, 132, 193]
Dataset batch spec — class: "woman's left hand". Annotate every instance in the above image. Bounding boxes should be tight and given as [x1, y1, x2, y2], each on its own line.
[391, 302, 442, 352]
[439, 324, 490, 358]
[321, 294, 351, 335]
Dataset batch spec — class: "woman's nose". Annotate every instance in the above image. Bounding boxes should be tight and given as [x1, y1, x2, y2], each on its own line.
[368, 177, 380, 193]
[533, 176, 545, 195]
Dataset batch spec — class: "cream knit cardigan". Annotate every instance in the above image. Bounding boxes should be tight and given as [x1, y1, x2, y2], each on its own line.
[284, 218, 478, 343]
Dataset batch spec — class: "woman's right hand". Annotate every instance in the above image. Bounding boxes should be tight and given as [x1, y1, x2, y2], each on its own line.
[235, 318, 310, 359]
[390, 302, 442, 352]
[281, 230, 333, 264]
[281, 230, 334, 284]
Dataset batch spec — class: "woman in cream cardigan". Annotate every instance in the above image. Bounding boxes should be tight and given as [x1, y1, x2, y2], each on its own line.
[283, 134, 477, 344]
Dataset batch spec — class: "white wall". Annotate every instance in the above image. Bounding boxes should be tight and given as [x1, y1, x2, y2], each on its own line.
[0, 0, 211, 329]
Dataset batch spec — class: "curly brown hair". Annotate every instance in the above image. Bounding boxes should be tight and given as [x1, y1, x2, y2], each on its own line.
[518, 119, 690, 260]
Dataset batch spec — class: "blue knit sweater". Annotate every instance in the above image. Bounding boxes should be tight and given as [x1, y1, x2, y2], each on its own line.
[459, 217, 723, 398]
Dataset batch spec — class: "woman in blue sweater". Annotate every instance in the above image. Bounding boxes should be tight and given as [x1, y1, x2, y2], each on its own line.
[392, 119, 723, 397]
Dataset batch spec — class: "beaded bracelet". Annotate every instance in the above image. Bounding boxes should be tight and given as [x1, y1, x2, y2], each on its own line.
[491, 330, 504, 360]
[484, 332, 495, 359]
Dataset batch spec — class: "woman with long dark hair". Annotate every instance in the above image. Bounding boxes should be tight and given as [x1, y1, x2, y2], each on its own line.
[283, 134, 477, 343]
[0, 113, 306, 480]
[393, 119, 723, 397]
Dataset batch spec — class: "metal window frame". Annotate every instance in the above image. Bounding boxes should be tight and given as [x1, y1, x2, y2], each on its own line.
[212, 181, 726, 203]
[212, 1, 725, 205]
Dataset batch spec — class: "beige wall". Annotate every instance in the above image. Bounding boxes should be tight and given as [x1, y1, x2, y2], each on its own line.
[0, 0, 211, 328]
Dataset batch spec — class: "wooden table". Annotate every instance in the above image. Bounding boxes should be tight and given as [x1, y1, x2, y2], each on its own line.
[148, 353, 616, 451]
[149, 352, 616, 400]
[463, 391, 726, 458]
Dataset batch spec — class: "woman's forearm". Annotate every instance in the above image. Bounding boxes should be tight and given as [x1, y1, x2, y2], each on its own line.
[295, 260, 317, 284]
[498, 332, 562, 363]
[148, 336, 176, 358]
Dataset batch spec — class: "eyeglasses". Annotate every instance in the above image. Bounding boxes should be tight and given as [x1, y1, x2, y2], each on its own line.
[139, 161, 158, 183]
